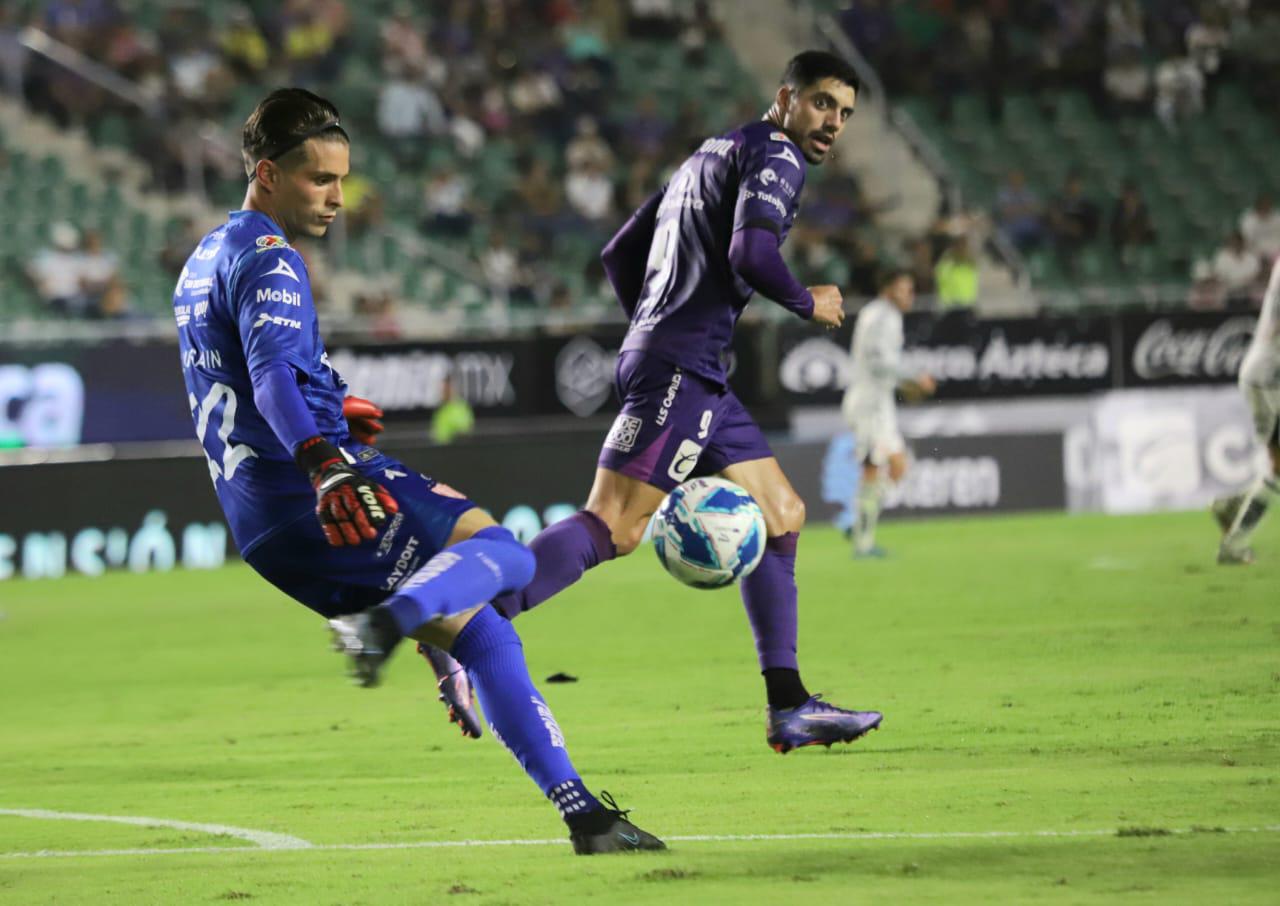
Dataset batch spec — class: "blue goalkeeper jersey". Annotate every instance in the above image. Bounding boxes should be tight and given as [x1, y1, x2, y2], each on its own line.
[173, 210, 352, 554]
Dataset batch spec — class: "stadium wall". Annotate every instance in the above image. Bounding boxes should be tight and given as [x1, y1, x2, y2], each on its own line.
[0, 311, 1252, 447]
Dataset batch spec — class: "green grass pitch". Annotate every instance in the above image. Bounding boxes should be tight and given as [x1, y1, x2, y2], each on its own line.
[1, 510, 1277, 904]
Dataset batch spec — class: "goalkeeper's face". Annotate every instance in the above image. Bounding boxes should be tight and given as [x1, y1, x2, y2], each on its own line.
[273, 138, 349, 239]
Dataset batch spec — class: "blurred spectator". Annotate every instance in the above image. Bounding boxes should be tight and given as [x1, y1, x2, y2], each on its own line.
[1154, 57, 1204, 131]
[994, 170, 1044, 252]
[1103, 47, 1151, 117]
[1105, 0, 1146, 56]
[219, 6, 270, 78]
[1211, 230, 1261, 305]
[379, 6, 430, 78]
[421, 165, 474, 235]
[934, 236, 979, 309]
[280, 0, 350, 82]
[78, 230, 121, 303]
[515, 157, 566, 239]
[339, 170, 385, 236]
[566, 116, 615, 172]
[622, 150, 663, 211]
[93, 279, 140, 321]
[26, 222, 88, 316]
[679, 1, 721, 66]
[1110, 181, 1156, 261]
[905, 237, 937, 296]
[565, 158, 616, 223]
[847, 235, 882, 298]
[1240, 194, 1280, 263]
[622, 93, 671, 158]
[377, 70, 447, 149]
[508, 64, 563, 136]
[1186, 7, 1229, 78]
[480, 232, 533, 304]
[430, 375, 474, 445]
[354, 286, 401, 340]
[626, 0, 683, 40]
[1188, 258, 1226, 310]
[167, 28, 232, 114]
[1047, 173, 1100, 275]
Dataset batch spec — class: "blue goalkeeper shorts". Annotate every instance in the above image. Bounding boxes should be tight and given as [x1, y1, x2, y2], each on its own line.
[244, 450, 478, 618]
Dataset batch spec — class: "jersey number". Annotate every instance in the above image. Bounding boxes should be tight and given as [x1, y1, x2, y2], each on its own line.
[635, 218, 680, 323]
[190, 382, 258, 482]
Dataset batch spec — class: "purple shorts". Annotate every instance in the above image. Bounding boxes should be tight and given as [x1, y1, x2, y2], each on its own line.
[597, 351, 774, 492]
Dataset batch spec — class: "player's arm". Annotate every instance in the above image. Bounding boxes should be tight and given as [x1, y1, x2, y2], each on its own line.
[601, 188, 664, 318]
[730, 139, 842, 327]
[231, 249, 397, 546]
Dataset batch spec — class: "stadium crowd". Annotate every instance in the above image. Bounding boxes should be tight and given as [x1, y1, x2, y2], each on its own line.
[4, 0, 1277, 323]
[3, 0, 949, 325]
[839, 0, 1279, 307]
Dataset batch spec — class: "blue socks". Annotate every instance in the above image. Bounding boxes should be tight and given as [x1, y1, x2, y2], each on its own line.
[451, 606, 602, 822]
[383, 526, 535, 636]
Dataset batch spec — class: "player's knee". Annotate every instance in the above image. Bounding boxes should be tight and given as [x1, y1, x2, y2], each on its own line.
[610, 518, 649, 557]
[771, 493, 806, 536]
[473, 525, 536, 590]
[584, 503, 646, 557]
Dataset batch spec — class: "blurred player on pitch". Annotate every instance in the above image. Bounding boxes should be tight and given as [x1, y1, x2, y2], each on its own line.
[841, 269, 934, 558]
[171, 88, 663, 854]
[1213, 257, 1280, 564]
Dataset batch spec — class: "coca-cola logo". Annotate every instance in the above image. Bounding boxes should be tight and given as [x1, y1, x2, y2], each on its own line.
[1131, 318, 1255, 381]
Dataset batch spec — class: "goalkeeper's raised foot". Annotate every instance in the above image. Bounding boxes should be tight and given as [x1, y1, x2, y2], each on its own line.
[329, 608, 402, 687]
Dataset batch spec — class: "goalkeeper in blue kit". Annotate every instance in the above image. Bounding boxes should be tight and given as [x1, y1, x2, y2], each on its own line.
[171, 88, 662, 854]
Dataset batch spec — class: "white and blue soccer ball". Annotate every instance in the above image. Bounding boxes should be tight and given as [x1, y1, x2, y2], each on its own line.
[652, 477, 767, 589]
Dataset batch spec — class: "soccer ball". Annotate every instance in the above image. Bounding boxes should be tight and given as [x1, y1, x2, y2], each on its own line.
[652, 477, 767, 589]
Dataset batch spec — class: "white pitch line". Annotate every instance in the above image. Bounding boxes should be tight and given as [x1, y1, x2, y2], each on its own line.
[2, 825, 1277, 860]
[0, 808, 312, 851]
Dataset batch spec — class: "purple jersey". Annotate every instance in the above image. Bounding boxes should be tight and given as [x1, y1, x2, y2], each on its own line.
[620, 120, 806, 384]
[174, 210, 351, 554]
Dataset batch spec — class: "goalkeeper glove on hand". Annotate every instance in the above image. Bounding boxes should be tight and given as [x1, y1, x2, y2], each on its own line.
[342, 395, 385, 445]
[295, 436, 398, 546]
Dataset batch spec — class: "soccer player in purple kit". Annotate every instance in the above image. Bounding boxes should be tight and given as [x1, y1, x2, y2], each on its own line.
[430, 51, 884, 754]
[172, 88, 663, 854]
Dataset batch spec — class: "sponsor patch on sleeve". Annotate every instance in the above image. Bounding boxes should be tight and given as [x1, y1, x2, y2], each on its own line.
[255, 234, 291, 252]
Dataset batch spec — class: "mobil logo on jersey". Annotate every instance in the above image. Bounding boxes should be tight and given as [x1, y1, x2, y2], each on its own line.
[256, 286, 302, 307]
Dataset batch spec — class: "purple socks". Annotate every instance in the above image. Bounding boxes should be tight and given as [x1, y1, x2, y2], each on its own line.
[492, 511, 616, 620]
[739, 532, 801, 672]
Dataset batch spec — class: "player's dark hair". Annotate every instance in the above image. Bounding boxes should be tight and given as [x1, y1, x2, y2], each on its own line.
[780, 51, 861, 94]
[242, 88, 349, 178]
[878, 267, 913, 290]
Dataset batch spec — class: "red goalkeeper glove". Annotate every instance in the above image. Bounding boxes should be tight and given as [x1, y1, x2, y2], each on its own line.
[295, 436, 398, 546]
[343, 395, 385, 445]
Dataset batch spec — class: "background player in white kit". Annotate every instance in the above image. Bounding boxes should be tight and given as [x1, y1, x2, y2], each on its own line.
[842, 270, 935, 558]
[1213, 257, 1280, 564]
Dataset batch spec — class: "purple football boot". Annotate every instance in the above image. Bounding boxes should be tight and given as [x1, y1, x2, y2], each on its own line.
[766, 695, 882, 754]
[418, 643, 483, 739]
